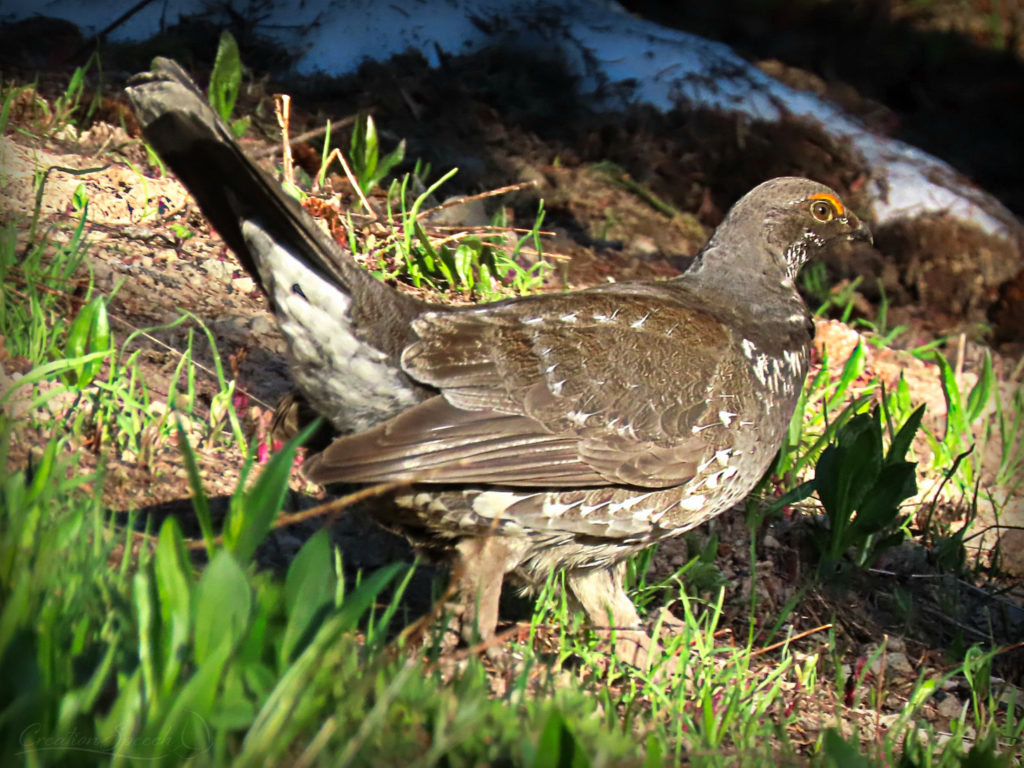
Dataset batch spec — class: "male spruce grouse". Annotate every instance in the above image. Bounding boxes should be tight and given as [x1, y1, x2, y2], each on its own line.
[128, 58, 870, 664]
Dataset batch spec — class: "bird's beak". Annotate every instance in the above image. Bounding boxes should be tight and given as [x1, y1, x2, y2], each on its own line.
[846, 215, 873, 245]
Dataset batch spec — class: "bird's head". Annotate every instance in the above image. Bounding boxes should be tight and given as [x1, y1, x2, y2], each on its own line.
[697, 177, 873, 284]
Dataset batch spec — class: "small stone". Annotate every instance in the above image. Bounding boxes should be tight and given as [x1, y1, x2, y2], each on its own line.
[250, 315, 273, 336]
[937, 695, 964, 719]
[205, 259, 234, 283]
[630, 235, 659, 257]
[886, 652, 913, 675]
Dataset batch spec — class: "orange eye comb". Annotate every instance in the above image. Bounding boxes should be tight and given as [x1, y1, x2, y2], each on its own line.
[807, 192, 844, 216]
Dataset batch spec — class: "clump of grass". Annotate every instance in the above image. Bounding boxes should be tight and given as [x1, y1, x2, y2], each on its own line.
[286, 109, 555, 303]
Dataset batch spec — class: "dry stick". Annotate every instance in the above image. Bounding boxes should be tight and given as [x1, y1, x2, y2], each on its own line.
[920, 446, 974, 542]
[184, 478, 415, 551]
[430, 223, 556, 235]
[274, 94, 295, 189]
[72, 0, 158, 61]
[416, 180, 538, 220]
[398, 560, 465, 652]
[954, 331, 967, 382]
[748, 623, 833, 658]
[252, 115, 358, 161]
[440, 623, 528, 664]
[107, 476, 417, 568]
[320, 147, 375, 216]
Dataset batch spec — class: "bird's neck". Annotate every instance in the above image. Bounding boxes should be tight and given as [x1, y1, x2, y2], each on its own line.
[682, 243, 799, 302]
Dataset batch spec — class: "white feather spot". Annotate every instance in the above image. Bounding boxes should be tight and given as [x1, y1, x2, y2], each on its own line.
[678, 494, 707, 512]
[704, 470, 724, 489]
[472, 490, 525, 518]
[542, 497, 583, 518]
[784, 349, 803, 375]
[566, 410, 593, 427]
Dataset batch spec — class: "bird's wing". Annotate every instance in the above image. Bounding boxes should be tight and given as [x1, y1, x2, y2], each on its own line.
[304, 284, 744, 488]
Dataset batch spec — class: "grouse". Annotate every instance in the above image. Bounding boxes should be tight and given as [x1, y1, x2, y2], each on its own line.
[127, 58, 871, 664]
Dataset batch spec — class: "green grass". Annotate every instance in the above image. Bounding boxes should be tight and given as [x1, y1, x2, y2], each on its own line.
[2, 73, 1021, 767]
[287, 112, 553, 301]
[3, 415, 1020, 765]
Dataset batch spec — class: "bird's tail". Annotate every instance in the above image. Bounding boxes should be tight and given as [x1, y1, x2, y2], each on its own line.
[126, 58, 429, 431]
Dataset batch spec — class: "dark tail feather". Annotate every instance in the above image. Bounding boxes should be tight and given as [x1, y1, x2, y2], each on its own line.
[125, 57, 426, 362]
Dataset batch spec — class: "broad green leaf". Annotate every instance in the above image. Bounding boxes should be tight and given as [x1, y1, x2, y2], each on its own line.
[224, 419, 319, 564]
[934, 352, 965, 436]
[133, 569, 159, 715]
[194, 551, 251, 665]
[821, 727, 870, 768]
[767, 478, 815, 516]
[281, 529, 335, 663]
[531, 709, 592, 768]
[376, 137, 406, 182]
[827, 341, 866, 410]
[817, 412, 881, 520]
[154, 518, 191, 695]
[25, 437, 59, 507]
[853, 462, 916, 534]
[209, 30, 242, 122]
[240, 563, 406, 760]
[176, 423, 215, 558]
[965, 349, 993, 423]
[887, 404, 925, 465]
[156, 641, 230, 760]
[362, 114, 379, 176]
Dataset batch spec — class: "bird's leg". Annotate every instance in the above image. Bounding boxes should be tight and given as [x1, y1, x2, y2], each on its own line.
[452, 536, 518, 647]
[567, 563, 656, 668]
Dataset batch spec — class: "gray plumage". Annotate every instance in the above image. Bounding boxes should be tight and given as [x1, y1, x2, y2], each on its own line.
[127, 58, 870, 664]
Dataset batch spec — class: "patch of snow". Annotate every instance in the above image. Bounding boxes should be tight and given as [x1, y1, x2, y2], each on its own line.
[5, 0, 1019, 240]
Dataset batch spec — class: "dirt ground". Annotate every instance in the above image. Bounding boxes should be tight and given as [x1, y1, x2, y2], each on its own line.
[1, 1, 1022, 689]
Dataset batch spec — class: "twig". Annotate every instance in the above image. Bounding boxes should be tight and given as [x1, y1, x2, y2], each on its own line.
[252, 116, 357, 160]
[322, 147, 374, 216]
[430, 223, 556, 236]
[184, 478, 415, 551]
[73, 0, 158, 62]
[749, 624, 832, 658]
[416, 180, 539, 220]
[274, 94, 294, 189]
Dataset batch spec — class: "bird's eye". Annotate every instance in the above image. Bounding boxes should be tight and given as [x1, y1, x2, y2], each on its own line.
[810, 200, 834, 222]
